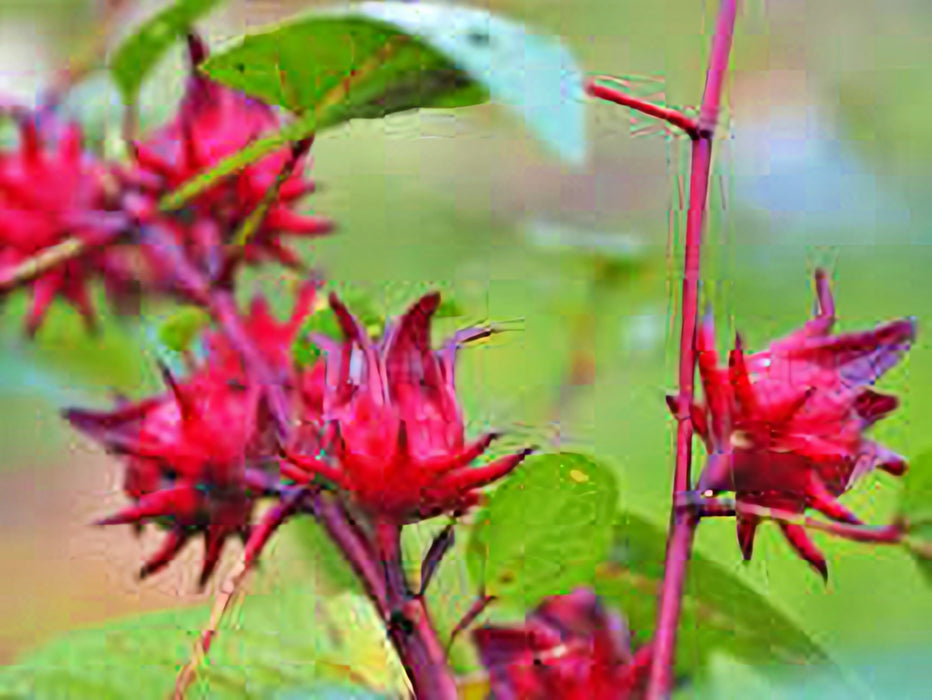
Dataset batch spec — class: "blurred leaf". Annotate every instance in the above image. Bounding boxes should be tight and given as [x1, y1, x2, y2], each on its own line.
[899, 451, 932, 524]
[157, 306, 211, 353]
[897, 451, 932, 582]
[523, 217, 646, 265]
[595, 512, 834, 680]
[466, 452, 618, 605]
[109, 0, 226, 104]
[0, 582, 405, 699]
[290, 518, 365, 594]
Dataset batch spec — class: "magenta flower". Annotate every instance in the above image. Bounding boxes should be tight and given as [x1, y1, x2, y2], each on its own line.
[690, 270, 915, 578]
[473, 588, 652, 700]
[65, 367, 278, 587]
[122, 35, 331, 283]
[282, 292, 531, 524]
[0, 116, 131, 333]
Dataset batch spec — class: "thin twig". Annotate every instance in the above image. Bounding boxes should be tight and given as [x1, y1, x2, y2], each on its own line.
[587, 77, 699, 139]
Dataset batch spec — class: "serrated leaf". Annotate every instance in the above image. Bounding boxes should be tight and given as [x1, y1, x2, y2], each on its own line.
[109, 0, 227, 104]
[466, 452, 618, 605]
[157, 306, 212, 353]
[595, 512, 835, 680]
[0, 581, 405, 699]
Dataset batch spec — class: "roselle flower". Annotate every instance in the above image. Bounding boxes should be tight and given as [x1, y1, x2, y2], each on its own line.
[282, 292, 531, 524]
[690, 270, 915, 579]
[0, 115, 132, 333]
[65, 367, 278, 587]
[473, 589, 652, 700]
[122, 35, 331, 284]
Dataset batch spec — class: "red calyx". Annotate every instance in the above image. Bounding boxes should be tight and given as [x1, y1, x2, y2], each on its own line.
[121, 34, 332, 287]
[282, 291, 531, 524]
[473, 588, 652, 700]
[0, 115, 133, 333]
[65, 364, 278, 588]
[689, 269, 915, 579]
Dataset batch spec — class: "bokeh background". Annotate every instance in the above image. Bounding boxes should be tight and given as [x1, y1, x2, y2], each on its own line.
[1, 0, 931, 694]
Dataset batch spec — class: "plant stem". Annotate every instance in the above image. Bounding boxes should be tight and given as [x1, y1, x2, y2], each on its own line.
[587, 78, 699, 138]
[375, 521, 459, 700]
[646, 1, 737, 697]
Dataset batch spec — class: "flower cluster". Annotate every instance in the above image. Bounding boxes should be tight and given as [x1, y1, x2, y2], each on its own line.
[0, 34, 330, 334]
[689, 270, 915, 578]
[473, 588, 653, 700]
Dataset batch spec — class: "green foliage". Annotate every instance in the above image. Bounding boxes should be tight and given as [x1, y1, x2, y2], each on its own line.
[595, 512, 834, 680]
[898, 450, 932, 583]
[164, 1, 586, 211]
[109, 0, 226, 104]
[157, 306, 211, 353]
[0, 581, 405, 699]
[466, 452, 618, 605]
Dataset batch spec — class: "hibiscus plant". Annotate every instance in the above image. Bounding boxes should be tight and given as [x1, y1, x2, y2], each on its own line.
[0, 1, 929, 699]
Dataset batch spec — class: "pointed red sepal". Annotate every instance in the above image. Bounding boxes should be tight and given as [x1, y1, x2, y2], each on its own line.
[736, 515, 759, 561]
[440, 448, 533, 493]
[95, 485, 201, 526]
[265, 210, 333, 236]
[243, 491, 304, 569]
[279, 449, 347, 487]
[199, 527, 227, 590]
[423, 432, 499, 474]
[728, 334, 758, 413]
[779, 522, 828, 582]
[806, 474, 861, 524]
[138, 528, 190, 580]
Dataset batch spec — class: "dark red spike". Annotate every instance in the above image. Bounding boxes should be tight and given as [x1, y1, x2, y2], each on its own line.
[243, 489, 305, 569]
[185, 32, 209, 68]
[419, 523, 455, 595]
[199, 527, 226, 589]
[25, 275, 59, 337]
[95, 485, 200, 526]
[736, 515, 759, 561]
[280, 449, 348, 487]
[728, 333, 758, 413]
[18, 118, 41, 164]
[813, 268, 835, 326]
[157, 362, 194, 423]
[854, 390, 899, 426]
[779, 522, 828, 582]
[138, 528, 190, 580]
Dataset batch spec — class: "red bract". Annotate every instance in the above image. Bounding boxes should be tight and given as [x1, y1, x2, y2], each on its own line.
[65, 367, 277, 587]
[473, 589, 652, 700]
[123, 35, 331, 284]
[0, 116, 131, 333]
[690, 269, 915, 579]
[282, 292, 531, 524]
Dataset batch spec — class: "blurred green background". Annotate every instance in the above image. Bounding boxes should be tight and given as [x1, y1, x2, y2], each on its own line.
[1, 0, 931, 695]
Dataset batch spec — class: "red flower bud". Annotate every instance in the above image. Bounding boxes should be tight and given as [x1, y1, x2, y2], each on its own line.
[283, 292, 531, 523]
[691, 270, 915, 578]
[123, 35, 331, 284]
[0, 115, 133, 333]
[473, 589, 652, 700]
[65, 366, 278, 587]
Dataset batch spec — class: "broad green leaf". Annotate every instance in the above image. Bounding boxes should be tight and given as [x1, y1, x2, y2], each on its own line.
[109, 0, 226, 104]
[0, 581, 405, 699]
[466, 452, 618, 605]
[157, 306, 211, 353]
[595, 512, 835, 680]
[202, 2, 585, 163]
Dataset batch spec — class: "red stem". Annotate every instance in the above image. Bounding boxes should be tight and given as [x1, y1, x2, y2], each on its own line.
[646, 1, 738, 697]
[587, 79, 699, 139]
[375, 521, 459, 700]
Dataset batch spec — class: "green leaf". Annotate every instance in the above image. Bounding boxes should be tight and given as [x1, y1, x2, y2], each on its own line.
[157, 306, 212, 353]
[109, 0, 226, 104]
[595, 512, 835, 680]
[202, 2, 585, 163]
[466, 452, 618, 605]
[897, 451, 932, 582]
[0, 581, 405, 699]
